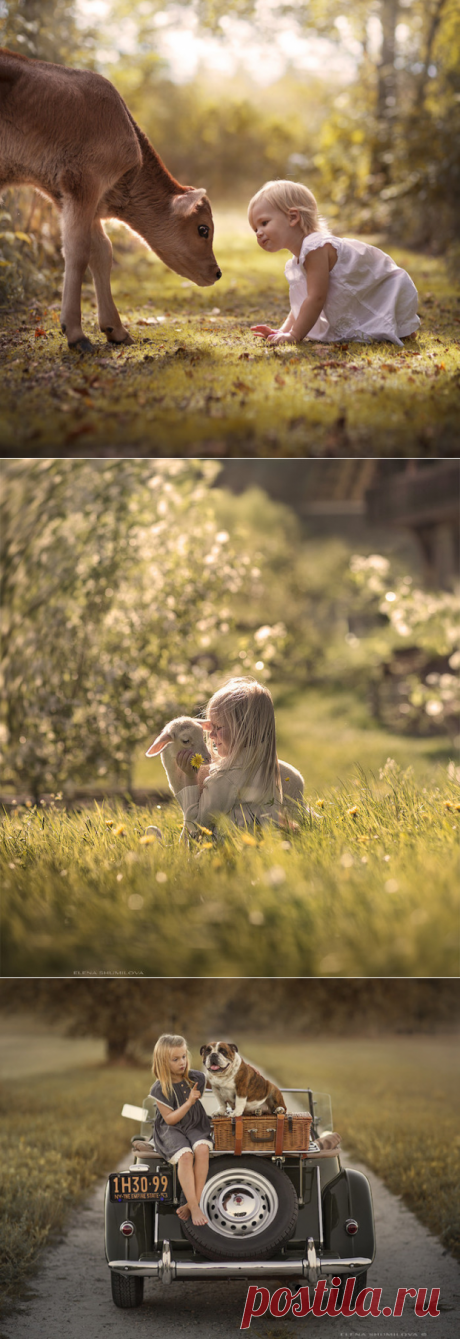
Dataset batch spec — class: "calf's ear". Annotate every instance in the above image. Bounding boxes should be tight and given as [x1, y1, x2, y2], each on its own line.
[171, 188, 207, 218]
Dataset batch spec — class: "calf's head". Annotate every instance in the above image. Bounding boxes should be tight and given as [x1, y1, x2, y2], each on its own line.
[157, 189, 221, 286]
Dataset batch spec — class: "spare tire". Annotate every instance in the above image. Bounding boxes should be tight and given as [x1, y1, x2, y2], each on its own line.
[180, 1156, 298, 1261]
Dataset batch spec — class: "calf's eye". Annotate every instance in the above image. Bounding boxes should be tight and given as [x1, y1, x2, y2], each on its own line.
[198, 224, 209, 237]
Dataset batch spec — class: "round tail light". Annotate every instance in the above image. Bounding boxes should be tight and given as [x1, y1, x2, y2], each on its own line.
[120, 1221, 135, 1237]
[345, 1218, 359, 1235]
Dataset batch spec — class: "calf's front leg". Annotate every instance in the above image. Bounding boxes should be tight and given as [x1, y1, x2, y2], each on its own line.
[60, 197, 95, 352]
[89, 219, 134, 345]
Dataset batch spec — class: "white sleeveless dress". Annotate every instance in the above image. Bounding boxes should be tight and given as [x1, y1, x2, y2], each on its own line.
[285, 232, 420, 346]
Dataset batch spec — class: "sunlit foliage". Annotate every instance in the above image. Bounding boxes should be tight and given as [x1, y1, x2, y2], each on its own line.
[0, 460, 284, 795]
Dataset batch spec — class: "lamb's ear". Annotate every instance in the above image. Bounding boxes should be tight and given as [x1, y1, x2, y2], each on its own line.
[171, 188, 207, 218]
[200, 719, 212, 730]
[145, 729, 172, 757]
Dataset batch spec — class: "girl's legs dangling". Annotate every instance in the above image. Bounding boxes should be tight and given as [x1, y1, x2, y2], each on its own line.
[176, 1150, 208, 1225]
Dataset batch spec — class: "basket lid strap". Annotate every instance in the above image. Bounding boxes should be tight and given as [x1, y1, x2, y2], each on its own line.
[275, 1112, 285, 1155]
[234, 1116, 244, 1156]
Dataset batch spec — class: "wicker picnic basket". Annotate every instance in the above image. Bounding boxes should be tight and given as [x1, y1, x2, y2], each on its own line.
[212, 1111, 312, 1155]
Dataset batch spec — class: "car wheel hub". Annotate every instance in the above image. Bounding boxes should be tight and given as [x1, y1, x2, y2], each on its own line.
[201, 1169, 279, 1239]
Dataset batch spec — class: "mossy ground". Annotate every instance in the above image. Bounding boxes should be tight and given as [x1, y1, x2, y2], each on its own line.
[1, 210, 459, 457]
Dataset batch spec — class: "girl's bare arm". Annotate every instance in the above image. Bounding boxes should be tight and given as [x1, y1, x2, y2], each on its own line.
[268, 247, 331, 344]
[156, 1084, 202, 1126]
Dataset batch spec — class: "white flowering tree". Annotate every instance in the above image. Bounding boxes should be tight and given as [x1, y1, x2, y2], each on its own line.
[1, 460, 283, 797]
[350, 554, 460, 734]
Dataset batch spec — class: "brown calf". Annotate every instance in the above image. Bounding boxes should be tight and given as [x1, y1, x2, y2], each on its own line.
[0, 48, 221, 350]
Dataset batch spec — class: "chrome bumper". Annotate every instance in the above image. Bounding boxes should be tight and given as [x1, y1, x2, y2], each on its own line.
[109, 1238, 372, 1284]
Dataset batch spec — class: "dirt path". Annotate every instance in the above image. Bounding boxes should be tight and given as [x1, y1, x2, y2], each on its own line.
[4, 1080, 459, 1339]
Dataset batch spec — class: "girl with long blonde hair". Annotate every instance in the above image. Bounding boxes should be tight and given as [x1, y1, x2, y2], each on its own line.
[174, 676, 286, 834]
[134, 1034, 213, 1226]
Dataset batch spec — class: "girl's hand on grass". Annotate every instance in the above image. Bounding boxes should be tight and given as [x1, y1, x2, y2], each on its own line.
[267, 331, 296, 345]
[176, 749, 200, 782]
[250, 325, 279, 339]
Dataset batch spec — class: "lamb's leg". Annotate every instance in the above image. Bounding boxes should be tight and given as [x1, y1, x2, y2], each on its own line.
[60, 196, 96, 351]
[89, 218, 134, 345]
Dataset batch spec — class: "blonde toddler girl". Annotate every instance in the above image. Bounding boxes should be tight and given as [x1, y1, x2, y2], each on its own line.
[248, 179, 420, 347]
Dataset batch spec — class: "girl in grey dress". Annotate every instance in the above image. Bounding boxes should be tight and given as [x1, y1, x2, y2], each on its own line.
[150, 1033, 213, 1226]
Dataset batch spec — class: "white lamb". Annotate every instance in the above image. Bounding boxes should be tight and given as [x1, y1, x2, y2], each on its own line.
[146, 717, 307, 815]
[145, 717, 212, 796]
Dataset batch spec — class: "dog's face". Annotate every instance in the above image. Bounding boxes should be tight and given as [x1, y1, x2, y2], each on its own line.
[200, 1041, 239, 1076]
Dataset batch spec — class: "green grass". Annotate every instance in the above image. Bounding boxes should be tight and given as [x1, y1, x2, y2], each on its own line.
[2, 756, 458, 977]
[239, 1035, 460, 1263]
[1, 1034, 458, 1305]
[0, 1065, 147, 1304]
[0, 209, 459, 457]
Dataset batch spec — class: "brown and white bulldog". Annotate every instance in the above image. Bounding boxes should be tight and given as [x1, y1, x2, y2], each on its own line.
[200, 1042, 286, 1117]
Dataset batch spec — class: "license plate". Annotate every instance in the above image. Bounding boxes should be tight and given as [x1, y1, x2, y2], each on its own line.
[109, 1169, 174, 1202]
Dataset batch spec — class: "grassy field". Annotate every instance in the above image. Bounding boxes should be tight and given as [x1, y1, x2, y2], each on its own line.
[1, 1033, 458, 1305]
[2, 731, 458, 976]
[239, 1035, 460, 1263]
[0, 209, 459, 457]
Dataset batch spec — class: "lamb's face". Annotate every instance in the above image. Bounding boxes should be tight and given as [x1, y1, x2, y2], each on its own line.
[146, 717, 211, 761]
[169, 719, 211, 762]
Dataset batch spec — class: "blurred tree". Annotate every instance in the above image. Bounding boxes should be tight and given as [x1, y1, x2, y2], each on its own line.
[0, 0, 84, 64]
[0, 462, 284, 798]
[1, 979, 458, 1063]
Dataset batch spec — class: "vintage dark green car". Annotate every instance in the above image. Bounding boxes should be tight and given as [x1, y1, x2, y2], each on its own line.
[105, 1086, 375, 1309]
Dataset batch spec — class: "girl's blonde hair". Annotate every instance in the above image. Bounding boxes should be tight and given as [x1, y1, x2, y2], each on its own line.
[152, 1034, 192, 1101]
[248, 180, 324, 236]
[205, 676, 281, 803]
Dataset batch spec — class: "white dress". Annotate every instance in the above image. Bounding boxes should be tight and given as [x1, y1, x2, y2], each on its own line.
[285, 231, 420, 347]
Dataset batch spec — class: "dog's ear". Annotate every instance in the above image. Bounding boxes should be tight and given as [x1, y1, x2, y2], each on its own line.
[228, 1043, 239, 1053]
[200, 1044, 209, 1057]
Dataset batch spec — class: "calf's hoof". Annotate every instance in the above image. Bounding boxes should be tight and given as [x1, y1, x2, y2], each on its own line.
[68, 336, 94, 354]
[103, 326, 134, 346]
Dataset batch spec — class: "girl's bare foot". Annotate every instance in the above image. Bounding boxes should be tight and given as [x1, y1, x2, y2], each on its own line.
[191, 1205, 208, 1226]
[318, 1131, 341, 1150]
[176, 1204, 191, 1220]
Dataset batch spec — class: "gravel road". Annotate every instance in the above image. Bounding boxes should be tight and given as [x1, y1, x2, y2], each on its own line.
[4, 1082, 459, 1339]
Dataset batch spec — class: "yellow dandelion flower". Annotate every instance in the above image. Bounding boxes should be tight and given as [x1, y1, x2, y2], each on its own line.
[197, 824, 213, 835]
[194, 842, 214, 856]
[139, 834, 156, 845]
[316, 799, 325, 808]
[105, 819, 114, 827]
[455, 803, 460, 812]
[347, 806, 359, 817]
[240, 832, 258, 847]
[191, 753, 204, 770]
[444, 801, 453, 810]
[113, 824, 126, 836]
